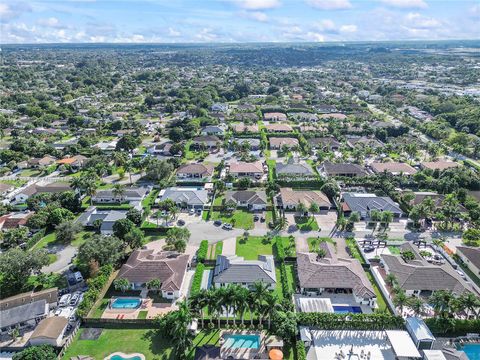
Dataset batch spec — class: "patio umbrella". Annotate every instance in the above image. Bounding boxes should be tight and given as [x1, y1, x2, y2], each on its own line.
[269, 349, 283, 360]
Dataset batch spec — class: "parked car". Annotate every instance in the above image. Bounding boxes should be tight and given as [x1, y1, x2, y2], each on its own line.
[363, 245, 375, 253]
[253, 215, 259, 222]
[59, 294, 71, 307]
[189, 209, 195, 215]
[177, 219, 185, 226]
[260, 216, 265, 223]
[196, 209, 202, 215]
[54, 308, 62, 316]
[74, 271, 84, 283]
[69, 293, 80, 306]
[214, 220, 222, 226]
[222, 223, 233, 230]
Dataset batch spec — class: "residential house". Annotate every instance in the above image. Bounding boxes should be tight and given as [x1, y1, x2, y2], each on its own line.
[77, 206, 128, 234]
[147, 142, 180, 156]
[455, 246, 480, 277]
[176, 163, 215, 181]
[276, 160, 316, 179]
[191, 135, 220, 150]
[0, 288, 58, 335]
[370, 162, 417, 176]
[93, 140, 118, 152]
[201, 125, 225, 136]
[234, 113, 258, 122]
[319, 113, 347, 120]
[232, 123, 259, 133]
[308, 137, 341, 151]
[289, 112, 318, 122]
[237, 104, 256, 112]
[0, 211, 33, 230]
[92, 187, 149, 205]
[265, 124, 293, 133]
[263, 112, 287, 122]
[341, 193, 403, 219]
[269, 137, 299, 149]
[29, 316, 68, 347]
[117, 249, 190, 299]
[212, 255, 276, 290]
[275, 187, 332, 212]
[232, 138, 261, 151]
[157, 187, 210, 210]
[28, 155, 57, 168]
[346, 136, 384, 149]
[420, 161, 459, 171]
[0, 183, 14, 196]
[381, 242, 472, 296]
[319, 162, 368, 178]
[14, 182, 72, 203]
[56, 155, 88, 171]
[224, 190, 267, 211]
[211, 103, 229, 113]
[297, 244, 377, 308]
[227, 161, 265, 180]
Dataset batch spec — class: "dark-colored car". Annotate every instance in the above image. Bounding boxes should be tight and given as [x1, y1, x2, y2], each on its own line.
[363, 245, 375, 253]
[260, 216, 265, 223]
[253, 215, 259, 222]
[177, 219, 185, 226]
[214, 220, 222, 226]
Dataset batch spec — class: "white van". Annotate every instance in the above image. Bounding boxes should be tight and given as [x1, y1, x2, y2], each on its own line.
[59, 294, 71, 307]
[74, 271, 84, 283]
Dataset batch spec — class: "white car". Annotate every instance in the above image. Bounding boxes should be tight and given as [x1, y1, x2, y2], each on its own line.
[59, 294, 71, 307]
[189, 209, 195, 215]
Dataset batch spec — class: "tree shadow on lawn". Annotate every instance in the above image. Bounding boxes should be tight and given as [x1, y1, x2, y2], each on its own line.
[143, 329, 174, 360]
[294, 216, 316, 231]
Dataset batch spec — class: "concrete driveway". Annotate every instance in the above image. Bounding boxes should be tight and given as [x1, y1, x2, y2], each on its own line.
[42, 244, 77, 274]
[314, 211, 337, 233]
[186, 221, 243, 245]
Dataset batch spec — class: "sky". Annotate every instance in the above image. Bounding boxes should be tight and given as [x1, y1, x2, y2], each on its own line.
[0, 0, 479, 44]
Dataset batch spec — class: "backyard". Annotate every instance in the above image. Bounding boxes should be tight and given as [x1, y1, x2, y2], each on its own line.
[307, 237, 337, 252]
[295, 216, 319, 231]
[236, 235, 294, 260]
[62, 328, 173, 360]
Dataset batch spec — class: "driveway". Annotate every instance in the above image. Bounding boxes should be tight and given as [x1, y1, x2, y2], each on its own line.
[186, 221, 243, 245]
[42, 244, 77, 274]
[314, 211, 337, 234]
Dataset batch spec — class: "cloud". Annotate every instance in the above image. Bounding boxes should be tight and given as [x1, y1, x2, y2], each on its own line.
[306, 0, 352, 10]
[340, 24, 357, 33]
[312, 19, 357, 34]
[0, 2, 31, 22]
[380, 0, 428, 9]
[194, 28, 218, 41]
[168, 27, 181, 37]
[241, 11, 269, 22]
[234, 0, 280, 10]
[37, 17, 66, 29]
[305, 32, 325, 41]
[405, 12, 441, 29]
[470, 4, 480, 18]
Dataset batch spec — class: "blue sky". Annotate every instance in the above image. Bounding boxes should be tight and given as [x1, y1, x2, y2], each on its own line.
[1, 0, 479, 44]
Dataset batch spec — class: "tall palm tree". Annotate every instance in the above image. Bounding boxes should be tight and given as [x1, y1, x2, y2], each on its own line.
[112, 184, 125, 202]
[429, 290, 455, 318]
[409, 297, 425, 317]
[251, 281, 270, 326]
[190, 289, 208, 328]
[223, 285, 237, 327]
[393, 290, 408, 315]
[265, 293, 280, 329]
[214, 287, 227, 329]
[123, 160, 134, 185]
[458, 292, 479, 319]
[205, 289, 216, 326]
[234, 286, 250, 326]
[385, 273, 397, 288]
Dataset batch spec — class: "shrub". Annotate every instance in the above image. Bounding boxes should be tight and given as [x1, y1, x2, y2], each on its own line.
[76, 264, 113, 318]
[296, 312, 404, 330]
[197, 240, 209, 263]
[275, 239, 285, 262]
[296, 340, 307, 360]
[425, 318, 480, 337]
[190, 263, 205, 296]
[279, 262, 290, 298]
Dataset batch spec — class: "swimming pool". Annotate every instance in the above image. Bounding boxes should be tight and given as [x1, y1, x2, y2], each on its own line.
[110, 355, 142, 360]
[223, 334, 260, 349]
[460, 343, 480, 360]
[333, 305, 362, 314]
[111, 298, 142, 309]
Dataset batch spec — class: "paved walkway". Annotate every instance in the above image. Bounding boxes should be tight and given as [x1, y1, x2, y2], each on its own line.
[42, 245, 76, 274]
[222, 237, 237, 256]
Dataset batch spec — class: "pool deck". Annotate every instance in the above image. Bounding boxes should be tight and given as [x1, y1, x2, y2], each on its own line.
[219, 330, 264, 359]
[102, 298, 178, 319]
[104, 352, 146, 360]
[294, 294, 373, 314]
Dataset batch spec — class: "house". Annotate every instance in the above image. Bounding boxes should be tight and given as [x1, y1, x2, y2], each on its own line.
[234, 112, 258, 122]
[263, 112, 287, 122]
[341, 193, 403, 219]
[56, 155, 88, 170]
[29, 316, 68, 347]
[319, 113, 347, 120]
[232, 138, 261, 151]
[456, 246, 480, 277]
[93, 140, 118, 152]
[237, 104, 256, 112]
[289, 112, 318, 122]
[227, 161, 265, 180]
[177, 163, 215, 181]
[297, 244, 376, 308]
[211, 103, 229, 113]
[213, 255, 276, 290]
[381, 243, 472, 296]
[275, 188, 332, 212]
[308, 137, 341, 151]
[319, 162, 368, 178]
[420, 161, 459, 171]
[265, 124, 293, 133]
[92, 187, 149, 204]
[117, 249, 190, 299]
[0, 183, 14, 196]
[77, 206, 128, 234]
[201, 125, 225, 136]
[191, 135, 220, 150]
[232, 123, 259, 133]
[0, 211, 33, 230]
[28, 155, 57, 168]
[370, 162, 417, 176]
[224, 190, 267, 211]
[14, 182, 72, 203]
[410, 192, 466, 217]
[276, 160, 316, 179]
[269, 137, 299, 149]
[147, 142, 180, 156]
[346, 136, 384, 149]
[0, 288, 58, 335]
[157, 187, 210, 210]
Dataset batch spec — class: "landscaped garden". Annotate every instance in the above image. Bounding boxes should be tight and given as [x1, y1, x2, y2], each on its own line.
[307, 236, 336, 252]
[294, 216, 319, 231]
[62, 328, 173, 360]
[210, 209, 254, 230]
[236, 235, 293, 260]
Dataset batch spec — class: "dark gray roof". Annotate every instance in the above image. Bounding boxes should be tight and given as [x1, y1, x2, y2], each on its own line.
[276, 162, 315, 176]
[224, 190, 267, 206]
[213, 255, 276, 285]
[342, 193, 402, 215]
[93, 187, 148, 199]
[456, 246, 480, 270]
[159, 187, 209, 206]
[1, 300, 47, 328]
[321, 162, 368, 176]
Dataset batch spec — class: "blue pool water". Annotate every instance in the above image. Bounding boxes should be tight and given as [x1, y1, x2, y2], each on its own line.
[110, 356, 142, 360]
[111, 298, 142, 309]
[333, 305, 362, 314]
[223, 334, 260, 349]
[461, 344, 480, 360]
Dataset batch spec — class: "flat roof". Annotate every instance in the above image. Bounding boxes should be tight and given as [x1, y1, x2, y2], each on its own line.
[423, 350, 447, 360]
[406, 317, 436, 342]
[386, 330, 422, 358]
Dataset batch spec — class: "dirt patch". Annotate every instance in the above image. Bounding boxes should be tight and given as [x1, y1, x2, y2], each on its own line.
[80, 328, 103, 340]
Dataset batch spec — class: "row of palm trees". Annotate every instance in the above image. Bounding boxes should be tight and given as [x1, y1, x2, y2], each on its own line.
[386, 274, 480, 319]
[189, 282, 282, 329]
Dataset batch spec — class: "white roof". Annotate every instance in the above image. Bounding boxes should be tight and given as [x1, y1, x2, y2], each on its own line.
[423, 350, 447, 360]
[406, 317, 436, 342]
[386, 330, 422, 358]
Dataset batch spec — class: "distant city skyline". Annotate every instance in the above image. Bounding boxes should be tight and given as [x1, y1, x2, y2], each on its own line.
[1, 0, 479, 44]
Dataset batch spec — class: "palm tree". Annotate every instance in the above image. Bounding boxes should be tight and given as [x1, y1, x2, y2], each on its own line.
[296, 201, 308, 217]
[385, 273, 398, 288]
[123, 160, 134, 185]
[205, 289, 216, 326]
[409, 297, 425, 317]
[214, 287, 227, 329]
[381, 211, 394, 231]
[265, 293, 280, 329]
[458, 292, 480, 319]
[429, 290, 455, 318]
[190, 289, 208, 328]
[393, 290, 409, 315]
[251, 281, 270, 326]
[234, 286, 250, 326]
[171, 300, 194, 360]
[112, 184, 125, 203]
[146, 279, 161, 295]
[223, 285, 236, 327]
[170, 206, 179, 221]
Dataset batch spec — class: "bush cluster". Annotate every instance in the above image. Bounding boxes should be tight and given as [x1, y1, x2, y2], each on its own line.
[296, 313, 404, 330]
[76, 264, 113, 318]
[190, 263, 205, 296]
[197, 240, 209, 263]
[296, 340, 307, 360]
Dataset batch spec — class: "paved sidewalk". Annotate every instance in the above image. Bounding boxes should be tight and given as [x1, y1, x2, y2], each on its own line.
[222, 237, 237, 256]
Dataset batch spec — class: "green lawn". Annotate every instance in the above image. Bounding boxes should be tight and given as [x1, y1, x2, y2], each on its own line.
[187, 330, 221, 360]
[63, 328, 173, 360]
[214, 241, 223, 257]
[295, 216, 319, 231]
[367, 271, 388, 313]
[137, 310, 148, 319]
[210, 210, 254, 230]
[18, 168, 41, 177]
[236, 236, 292, 260]
[307, 237, 336, 252]
[266, 159, 276, 180]
[0, 179, 27, 188]
[32, 231, 92, 250]
[388, 246, 401, 255]
[47, 254, 58, 264]
[213, 195, 224, 206]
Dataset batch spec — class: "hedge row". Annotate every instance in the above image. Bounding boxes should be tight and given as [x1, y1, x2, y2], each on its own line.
[424, 318, 480, 337]
[275, 239, 286, 262]
[197, 240, 209, 263]
[296, 340, 307, 360]
[279, 262, 291, 298]
[190, 263, 205, 297]
[77, 264, 113, 318]
[296, 313, 404, 330]
[26, 228, 47, 249]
